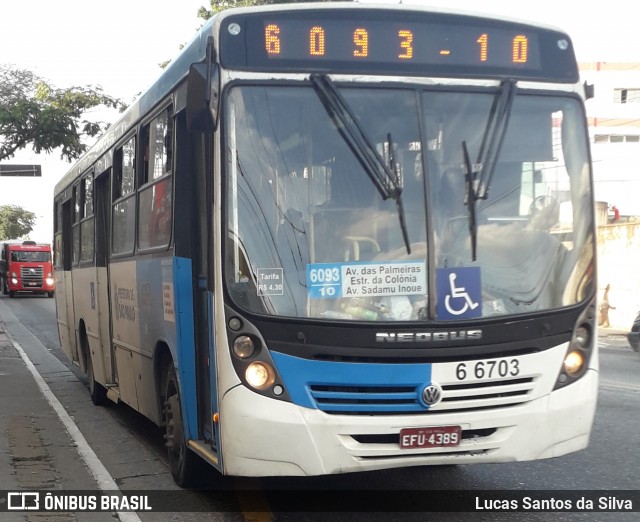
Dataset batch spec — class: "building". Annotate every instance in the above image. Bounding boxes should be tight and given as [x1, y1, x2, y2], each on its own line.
[581, 62, 640, 220]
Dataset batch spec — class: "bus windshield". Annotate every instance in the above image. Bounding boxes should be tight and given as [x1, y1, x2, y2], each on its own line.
[225, 83, 594, 322]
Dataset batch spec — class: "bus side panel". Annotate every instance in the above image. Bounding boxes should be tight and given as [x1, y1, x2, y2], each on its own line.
[134, 255, 179, 424]
[72, 266, 103, 376]
[55, 269, 77, 364]
[109, 255, 182, 425]
[110, 260, 141, 409]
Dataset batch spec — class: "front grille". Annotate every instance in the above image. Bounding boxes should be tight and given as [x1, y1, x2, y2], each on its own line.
[20, 266, 44, 287]
[310, 376, 536, 415]
[310, 385, 423, 413]
[439, 377, 535, 409]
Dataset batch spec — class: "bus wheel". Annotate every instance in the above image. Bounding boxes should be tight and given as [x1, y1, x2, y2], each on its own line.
[8, 291, 14, 298]
[47, 292, 54, 298]
[87, 347, 107, 406]
[163, 363, 199, 488]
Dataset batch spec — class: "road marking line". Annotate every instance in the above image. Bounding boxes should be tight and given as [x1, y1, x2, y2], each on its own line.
[234, 478, 274, 522]
[600, 379, 640, 392]
[7, 332, 142, 522]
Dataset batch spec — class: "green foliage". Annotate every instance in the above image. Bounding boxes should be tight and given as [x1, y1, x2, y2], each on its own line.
[0, 205, 36, 240]
[158, 1, 342, 68]
[198, 0, 339, 19]
[0, 65, 127, 162]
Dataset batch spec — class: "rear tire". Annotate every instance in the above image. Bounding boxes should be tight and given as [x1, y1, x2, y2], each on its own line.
[163, 362, 201, 488]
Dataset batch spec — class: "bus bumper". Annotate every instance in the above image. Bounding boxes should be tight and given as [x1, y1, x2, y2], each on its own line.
[218, 369, 598, 477]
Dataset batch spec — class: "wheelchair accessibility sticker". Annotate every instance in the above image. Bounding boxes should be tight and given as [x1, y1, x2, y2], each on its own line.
[436, 267, 482, 320]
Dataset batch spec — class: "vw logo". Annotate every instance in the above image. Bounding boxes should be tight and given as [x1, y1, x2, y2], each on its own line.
[422, 384, 443, 406]
[30, 268, 36, 274]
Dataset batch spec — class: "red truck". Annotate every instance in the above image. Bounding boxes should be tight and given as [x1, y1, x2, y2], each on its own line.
[0, 241, 55, 298]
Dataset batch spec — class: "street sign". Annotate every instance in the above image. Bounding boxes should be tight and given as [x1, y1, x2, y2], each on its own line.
[0, 164, 42, 177]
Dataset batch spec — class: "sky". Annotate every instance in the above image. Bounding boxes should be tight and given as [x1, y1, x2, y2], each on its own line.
[0, 0, 637, 242]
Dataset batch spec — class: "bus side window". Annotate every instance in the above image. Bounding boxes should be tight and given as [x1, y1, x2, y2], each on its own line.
[80, 173, 95, 263]
[72, 184, 81, 265]
[112, 136, 137, 255]
[54, 201, 63, 269]
[138, 107, 173, 250]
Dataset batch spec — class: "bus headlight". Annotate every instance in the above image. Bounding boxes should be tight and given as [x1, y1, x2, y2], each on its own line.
[233, 335, 256, 359]
[11, 278, 18, 285]
[46, 277, 54, 286]
[245, 362, 275, 390]
[563, 350, 585, 375]
[554, 318, 593, 389]
[226, 318, 289, 400]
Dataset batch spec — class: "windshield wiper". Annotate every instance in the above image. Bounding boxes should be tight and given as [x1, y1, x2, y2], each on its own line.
[462, 141, 478, 262]
[309, 73, 411, 255]
[386, 132, 411, 255]
[463, 79, 516, 261]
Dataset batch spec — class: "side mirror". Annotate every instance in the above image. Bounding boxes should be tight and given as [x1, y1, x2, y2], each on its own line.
[186, 61, 219, 132]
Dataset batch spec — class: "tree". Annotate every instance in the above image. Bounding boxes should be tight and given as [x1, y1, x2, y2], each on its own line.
[0, 205, 36, 240]
[197, 0, 337, 19]
[0, 65, 126, 162]
[158, 1, 340, 68]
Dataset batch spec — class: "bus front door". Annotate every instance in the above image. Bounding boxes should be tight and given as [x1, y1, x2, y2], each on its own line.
[57, 200, 79, 365]
[94, 170, 116, 387]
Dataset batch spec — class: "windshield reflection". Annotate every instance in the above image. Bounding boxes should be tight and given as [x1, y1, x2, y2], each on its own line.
[224, 84, 594, 322]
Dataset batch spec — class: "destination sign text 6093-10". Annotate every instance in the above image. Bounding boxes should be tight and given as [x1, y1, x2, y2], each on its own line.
[219, 9, 578, 82]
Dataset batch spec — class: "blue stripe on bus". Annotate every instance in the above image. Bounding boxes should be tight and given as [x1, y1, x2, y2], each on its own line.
[174, 256, 198, 439]
[271, 351, 433, 413]
[208, 289, 222, 471]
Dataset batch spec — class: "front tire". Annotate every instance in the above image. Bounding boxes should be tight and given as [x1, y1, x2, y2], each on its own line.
[163, 362, 200, 488]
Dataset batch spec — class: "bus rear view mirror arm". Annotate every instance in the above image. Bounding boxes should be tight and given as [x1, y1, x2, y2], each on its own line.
[187, 36, 220, 132]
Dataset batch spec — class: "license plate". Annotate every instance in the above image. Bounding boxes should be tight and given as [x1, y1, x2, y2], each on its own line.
[27, 282, 38, 287]
[399, 426, 462, 449]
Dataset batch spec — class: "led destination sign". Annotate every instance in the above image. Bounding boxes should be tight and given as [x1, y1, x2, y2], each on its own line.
[263, 20, 537, 68]
[220, 9, 578, 82]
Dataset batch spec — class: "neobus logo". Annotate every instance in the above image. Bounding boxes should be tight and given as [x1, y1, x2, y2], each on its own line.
[375, 330, 483, 343]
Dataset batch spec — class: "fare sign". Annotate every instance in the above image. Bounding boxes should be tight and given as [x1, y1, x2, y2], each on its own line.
[399, 426, 462, 449]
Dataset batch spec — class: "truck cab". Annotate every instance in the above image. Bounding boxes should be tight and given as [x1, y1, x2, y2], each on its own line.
[1, 241, 55, 298]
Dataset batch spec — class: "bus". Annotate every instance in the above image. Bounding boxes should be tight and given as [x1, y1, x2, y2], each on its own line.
[53, 3, 598, 487]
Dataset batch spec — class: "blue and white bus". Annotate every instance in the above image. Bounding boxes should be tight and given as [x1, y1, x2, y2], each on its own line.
[53, 3, 598, 487]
